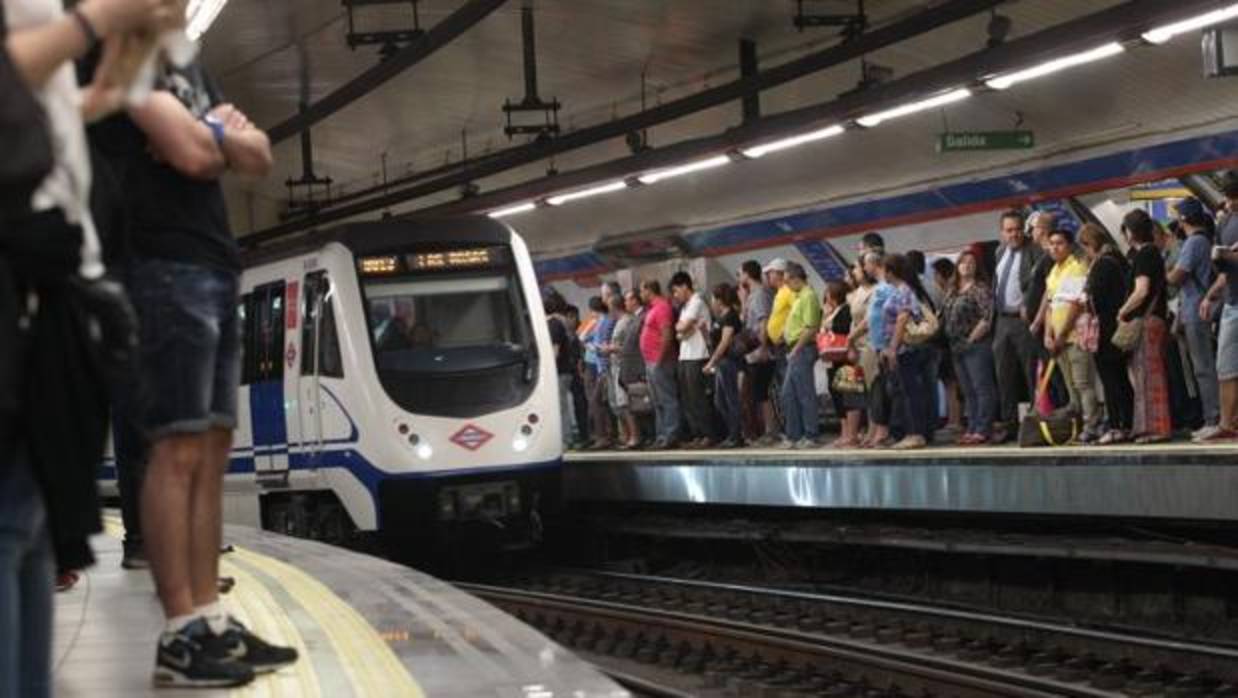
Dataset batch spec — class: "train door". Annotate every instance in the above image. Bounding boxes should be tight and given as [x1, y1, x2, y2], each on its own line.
[243, 280, 289, 474]
[298, 271, 340, 467]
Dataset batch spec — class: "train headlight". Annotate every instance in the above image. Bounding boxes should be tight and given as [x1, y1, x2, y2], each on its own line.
[415, 442, 433, 460]
[512, 436, 529, 452]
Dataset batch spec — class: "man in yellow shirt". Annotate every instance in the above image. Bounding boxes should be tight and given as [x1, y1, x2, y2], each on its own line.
[1041, 228, 1099, 439]
[779, 262, 822, 448]
[765, 259, 793, 343]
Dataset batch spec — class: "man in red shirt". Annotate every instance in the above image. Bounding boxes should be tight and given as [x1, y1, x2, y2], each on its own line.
[639, 280, 679, 449]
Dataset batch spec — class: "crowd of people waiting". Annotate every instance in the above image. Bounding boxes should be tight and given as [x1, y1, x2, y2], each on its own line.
[545, 185, 1238, 451]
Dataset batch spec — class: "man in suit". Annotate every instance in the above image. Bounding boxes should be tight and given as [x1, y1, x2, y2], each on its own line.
[991, 209, 1045, 441]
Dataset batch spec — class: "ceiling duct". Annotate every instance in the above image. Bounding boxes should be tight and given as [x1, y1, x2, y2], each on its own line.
[594, 225, 691, 267]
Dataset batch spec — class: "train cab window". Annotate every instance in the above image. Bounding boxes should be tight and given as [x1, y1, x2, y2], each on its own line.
[301, 272, 344, 378]
[241, 281, 286, 384]
[359, 247, 539, 418]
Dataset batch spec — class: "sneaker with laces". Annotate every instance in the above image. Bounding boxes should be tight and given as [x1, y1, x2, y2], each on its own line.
[220, 616, 299, 673]
[121, 547, 149, 570]
[153, 619, 254, 688]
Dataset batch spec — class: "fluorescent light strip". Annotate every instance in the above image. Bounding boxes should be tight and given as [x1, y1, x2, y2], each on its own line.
[1142, 3, 1238, 44]
[856, 88, 971, 128]
[637, 155, 731, 184]
[487, 202, 536, 218]
[985, 42, 1124, 90]
[545, 180, 628, 206]
[740, 124, 845, 158]
[186, 0, 229, 40]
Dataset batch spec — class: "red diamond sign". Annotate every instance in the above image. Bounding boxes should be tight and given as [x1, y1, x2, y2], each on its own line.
[449, 424, 493, 451]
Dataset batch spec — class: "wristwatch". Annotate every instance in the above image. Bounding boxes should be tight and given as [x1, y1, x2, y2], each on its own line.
[202, 115, 226, 146]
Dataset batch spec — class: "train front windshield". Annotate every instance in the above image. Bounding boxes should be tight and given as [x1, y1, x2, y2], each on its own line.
[360, 246, 539, 418]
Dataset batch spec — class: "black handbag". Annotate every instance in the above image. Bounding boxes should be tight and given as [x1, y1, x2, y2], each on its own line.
[1017, 359, 1080, 447]
[0, 4, 55, 218]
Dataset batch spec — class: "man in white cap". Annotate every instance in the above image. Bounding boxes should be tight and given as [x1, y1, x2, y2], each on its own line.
[761, 258, 792, 445]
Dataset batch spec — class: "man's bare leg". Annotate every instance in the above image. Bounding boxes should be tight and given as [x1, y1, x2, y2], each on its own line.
[190, 428, 232, 607]
[142, 434, 204, 619]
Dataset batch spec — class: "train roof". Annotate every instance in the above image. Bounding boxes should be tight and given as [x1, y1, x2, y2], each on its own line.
[240, 215, 516, 268]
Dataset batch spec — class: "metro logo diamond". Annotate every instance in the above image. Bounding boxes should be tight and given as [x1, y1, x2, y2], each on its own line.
[449, 424, 493, 451]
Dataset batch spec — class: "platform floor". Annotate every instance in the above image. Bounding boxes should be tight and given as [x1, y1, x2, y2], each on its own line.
[564, 441, 1238, 520]
[54, 519, 627, 698]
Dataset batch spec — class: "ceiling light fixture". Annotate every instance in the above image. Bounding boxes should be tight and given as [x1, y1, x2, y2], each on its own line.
[740, 124, 846, 158]
[636, 155, 731, 184]
[487, 202, 537, 218]
[545, 180, 628, 206]
[855, 88, 972, 128]
[985, 42, 1125, 90]
[1142, 3, 1238, 44]
[185, 0, 229, 41]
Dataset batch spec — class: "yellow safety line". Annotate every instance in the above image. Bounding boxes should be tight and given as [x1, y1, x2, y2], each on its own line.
[100, 517, 319, 698]
[230, 547, 424, 698]
[220, 558, 321, 698]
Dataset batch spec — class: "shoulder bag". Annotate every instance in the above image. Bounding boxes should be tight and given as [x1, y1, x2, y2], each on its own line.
[1018, 360, 1080, 447]
[904, 305, 939, 345]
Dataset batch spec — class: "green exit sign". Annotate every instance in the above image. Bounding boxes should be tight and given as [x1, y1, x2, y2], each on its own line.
[938, 130, 1034, 152]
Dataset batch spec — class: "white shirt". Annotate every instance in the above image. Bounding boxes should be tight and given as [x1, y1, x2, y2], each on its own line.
[677, 293, 711, 361]
[5, 0, 103, 279]
[996, 247, 1024, 313]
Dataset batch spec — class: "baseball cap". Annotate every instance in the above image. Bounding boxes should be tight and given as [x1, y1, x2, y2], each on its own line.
[762, 258, 788, 273]
[1175, 197, 1209, 225]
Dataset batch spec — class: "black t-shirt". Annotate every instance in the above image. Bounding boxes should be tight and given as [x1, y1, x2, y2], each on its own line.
[88, 62, 238, 272]
[1129, 244, 1168, 319]
[1025, 253, 1053, 317]
[711, 308, 743, 354]
[549, 317, 572, 375]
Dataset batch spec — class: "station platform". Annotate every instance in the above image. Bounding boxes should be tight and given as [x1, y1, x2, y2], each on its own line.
[564, 442, 1238, 521]
[55, 518, 628, 697]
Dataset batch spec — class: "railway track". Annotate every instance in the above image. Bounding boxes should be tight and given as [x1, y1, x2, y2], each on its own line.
[458, 571, 1238, 697]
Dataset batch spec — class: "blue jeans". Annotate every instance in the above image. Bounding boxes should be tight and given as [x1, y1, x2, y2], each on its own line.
[1182, 321, 1220, 426]
[780, 345, 819, 441]
[713, 358, 742, 442]
[646, 361, 680, 443]
[557, 374, 576, 447]
[0, 454, 54, 698]
[954, 342, 998, 437]
[896, 347, 933, 439]
[128, 258, 241, 439]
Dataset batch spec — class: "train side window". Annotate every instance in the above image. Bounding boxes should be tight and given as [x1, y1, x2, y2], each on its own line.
[240, 294, 255, 384]
[242, 282, 286, 383]
[301, 272, 344, 378]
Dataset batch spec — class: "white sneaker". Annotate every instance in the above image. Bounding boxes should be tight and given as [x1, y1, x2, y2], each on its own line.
[793, 438, 817, 450]
[1193, 425, 1223, 442]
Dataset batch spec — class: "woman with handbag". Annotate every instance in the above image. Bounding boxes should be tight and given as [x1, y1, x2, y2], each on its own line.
[882, 254, 933, 450]
[605, 293, 641, 450]
[942, 250, 998, 445]
[1079, 224, 1134, 444]
[1116, 210, 1173, 443]
[820, 280, 864, 447]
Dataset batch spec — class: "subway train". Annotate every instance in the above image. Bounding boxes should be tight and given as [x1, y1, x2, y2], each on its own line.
[102, 217, 562, 553]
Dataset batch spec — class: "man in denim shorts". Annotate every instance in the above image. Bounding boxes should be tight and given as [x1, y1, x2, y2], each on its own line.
[1201, 172, 1238, 441]
[95, 59, 296, 687]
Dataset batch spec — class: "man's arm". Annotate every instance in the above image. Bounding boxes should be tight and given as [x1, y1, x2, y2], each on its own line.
[209, 104, 273, 177]
[127, 92, 225, 180]
[1200, 273, 1227, 321]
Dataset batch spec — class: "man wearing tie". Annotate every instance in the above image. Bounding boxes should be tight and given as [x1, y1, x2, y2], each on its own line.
[991, 210, 1045, 441]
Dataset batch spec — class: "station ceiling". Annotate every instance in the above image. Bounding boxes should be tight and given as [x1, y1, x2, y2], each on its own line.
[200, 1, 1236, 256]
